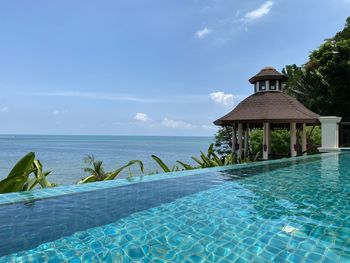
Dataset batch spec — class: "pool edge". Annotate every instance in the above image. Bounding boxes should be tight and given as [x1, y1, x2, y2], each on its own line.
[0, 152, 342, 206]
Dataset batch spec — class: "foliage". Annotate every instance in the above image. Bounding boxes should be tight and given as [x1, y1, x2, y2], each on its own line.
[305, 126, 321, 153]
[0, 152, 56, 194]
[283, 17, 350, 120]
[249, 127, 321, 156]
[249, 130, 263, 156]
[151, 155, 182, 173]
[78, 155, 144, 184]
[214, 126, 233, 156]
[152, 144, 258, 173]
[214, 126, 321, 159]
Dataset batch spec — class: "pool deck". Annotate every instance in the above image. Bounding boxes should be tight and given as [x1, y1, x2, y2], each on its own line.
[0, 152, 342, 206]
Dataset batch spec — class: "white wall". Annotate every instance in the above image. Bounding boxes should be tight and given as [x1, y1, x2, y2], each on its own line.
[318, 116, 342, 152]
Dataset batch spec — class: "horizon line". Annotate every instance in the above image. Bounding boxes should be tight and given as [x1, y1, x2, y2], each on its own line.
[0, 133, 215, 138]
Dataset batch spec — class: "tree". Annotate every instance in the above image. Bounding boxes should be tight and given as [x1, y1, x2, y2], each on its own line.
[214, 126, 233, 156]
[283, 17, 350, 120]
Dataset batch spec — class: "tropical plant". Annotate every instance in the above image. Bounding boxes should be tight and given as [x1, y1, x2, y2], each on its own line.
[283, 16, 350, 121]
[249, 127, 321, 156]
[151, 155, 183, 173]
[78, 155, 144, 184]
[214, 126, 233, 156]
[190, 143, 258, 168]
[152, 144, 259, 173]
[0, 152, 56, 194]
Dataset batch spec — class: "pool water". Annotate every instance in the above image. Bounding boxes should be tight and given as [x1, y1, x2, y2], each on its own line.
[0, 153, 350, 262]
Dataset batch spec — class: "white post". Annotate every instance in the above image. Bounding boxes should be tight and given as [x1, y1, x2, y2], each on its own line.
[290, 122, 297, 157]
[231, 125, 236, 154]
[263, 122, 270, 160]
[301, 123, 307, 156]
[237, 123, 243, 159]
[244, 128, 249, 157]
[318, 116, 342, 152]
[267, 124, 271, 154]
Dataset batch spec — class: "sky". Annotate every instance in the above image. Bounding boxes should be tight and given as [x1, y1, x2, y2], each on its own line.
[0, 0, 349, 136]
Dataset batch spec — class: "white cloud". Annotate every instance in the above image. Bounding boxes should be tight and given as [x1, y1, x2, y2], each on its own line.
[195, 27, 211, 39]
[210, 91, 234, 105]
[0, 107, 8, 113]
[242, 1, 273, 23]
[132, 113, 216, 131]
[161, 118, 194, 129]
[134, 112, 151, 122]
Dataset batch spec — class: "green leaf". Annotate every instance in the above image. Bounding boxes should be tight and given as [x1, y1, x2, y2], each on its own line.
[151, 155, 171, 173]
[77, 175, 98, 184]
[176, 161, 194, 170]
[191, 156, 204, 166]
[7, 152, 35, 178]
[0, 152, 36, 193]
[200, 151, 212, 167]
[31, 159, 54, 189]
[211, 152, 224, 166]
[0, 175, 28, 193]
[105, 160, 144, 180]
[208, 143, 215, 156]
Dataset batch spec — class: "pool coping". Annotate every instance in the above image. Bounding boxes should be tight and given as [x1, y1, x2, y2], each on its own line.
[0, 152, 342, 206]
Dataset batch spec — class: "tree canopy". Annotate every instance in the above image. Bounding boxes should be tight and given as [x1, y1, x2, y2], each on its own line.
[283, 17, 350, 120]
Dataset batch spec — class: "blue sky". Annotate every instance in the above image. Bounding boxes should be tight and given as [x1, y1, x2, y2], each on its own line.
[0, 0, 349, 136]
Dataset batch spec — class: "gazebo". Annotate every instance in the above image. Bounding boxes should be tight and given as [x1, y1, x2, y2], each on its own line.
[214, 67, 321, 160]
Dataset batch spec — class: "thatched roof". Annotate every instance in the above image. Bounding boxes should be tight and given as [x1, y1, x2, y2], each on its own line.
[249, 67, 288, 84]
[214, 91, 320, 126]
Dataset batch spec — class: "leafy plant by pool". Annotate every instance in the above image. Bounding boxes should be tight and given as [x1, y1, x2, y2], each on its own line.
[0, 152, 56, 194]
[77, 155, 144, 184]
[152, 143, 259, 173]
[0, 145, 257, 193]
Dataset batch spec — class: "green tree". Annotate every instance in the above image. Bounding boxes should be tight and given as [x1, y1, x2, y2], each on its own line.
[283, 17, 350, 120]
[214, 126, 233, 156]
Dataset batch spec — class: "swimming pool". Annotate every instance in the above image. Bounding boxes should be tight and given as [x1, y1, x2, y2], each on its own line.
[0, 153, 349, 262]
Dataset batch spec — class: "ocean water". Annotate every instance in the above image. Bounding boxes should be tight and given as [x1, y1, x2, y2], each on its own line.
[0, 135, 213, 185]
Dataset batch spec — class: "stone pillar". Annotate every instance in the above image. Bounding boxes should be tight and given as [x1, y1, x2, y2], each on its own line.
[244, 127, 249, 157]
[301, 123, 307, 156]
[318, 116, 342, 152]
[263, 122, 270, 160]
[231, 125, 236, 154]
[237, 123, 243, 159]
[290, 122, 297, 157]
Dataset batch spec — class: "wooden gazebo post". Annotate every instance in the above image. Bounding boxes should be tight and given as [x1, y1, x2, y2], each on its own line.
[301, 123, 307, 155]
[290, 122, 297, 157]
[244, 126, 249, 157]
[231, 125, 236, 154]
[263, 122, 270, 160]
[237, 123, 243, 159]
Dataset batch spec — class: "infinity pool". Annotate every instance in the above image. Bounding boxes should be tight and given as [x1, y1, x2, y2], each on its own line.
[0, 153, 349, 262]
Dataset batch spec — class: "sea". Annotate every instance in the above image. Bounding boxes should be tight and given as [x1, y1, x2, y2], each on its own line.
[0, 135, 213, 185]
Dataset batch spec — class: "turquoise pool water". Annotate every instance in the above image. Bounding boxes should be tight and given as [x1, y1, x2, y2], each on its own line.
[0, 153, 350, 262]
